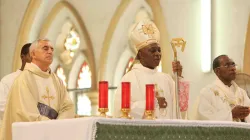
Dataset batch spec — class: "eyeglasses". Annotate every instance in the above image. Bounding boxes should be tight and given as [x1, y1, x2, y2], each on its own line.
[217, 63, 236, 69]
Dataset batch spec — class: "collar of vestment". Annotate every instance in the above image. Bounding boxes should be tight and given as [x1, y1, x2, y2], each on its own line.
[24, 63, 51, 78]
[214, 78, 241, 105]
[132, 64, 158, 74]
[214, 78, 239, 94]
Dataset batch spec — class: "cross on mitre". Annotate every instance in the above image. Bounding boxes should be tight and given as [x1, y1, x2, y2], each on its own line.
[139, 24, 157, 38]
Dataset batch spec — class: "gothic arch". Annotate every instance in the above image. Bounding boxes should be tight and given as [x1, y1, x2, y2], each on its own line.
[99, 0, 171, 86]
[68, 52, 91, 89]
[38, 1, 97, 89]
[113, 44, 136, 86]
[12, 0, 42, 71]
[99, 0, 153, 85]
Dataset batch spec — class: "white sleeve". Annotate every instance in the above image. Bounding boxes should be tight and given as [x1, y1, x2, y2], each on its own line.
[241, 89, 250, 123]
[197, 88, 232, 121]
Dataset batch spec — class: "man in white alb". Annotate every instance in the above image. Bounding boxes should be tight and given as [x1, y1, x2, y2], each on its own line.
[194, 55, 250, 122]
[0, 43, 32, 129]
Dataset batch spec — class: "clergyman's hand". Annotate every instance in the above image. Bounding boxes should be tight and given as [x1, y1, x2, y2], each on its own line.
[172, 61, 183, 77]
[232, 105, 250, 119]
[157, 97, 167, 108]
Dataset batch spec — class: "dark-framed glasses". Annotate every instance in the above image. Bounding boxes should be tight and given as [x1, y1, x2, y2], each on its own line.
[217, 63, 237, 69]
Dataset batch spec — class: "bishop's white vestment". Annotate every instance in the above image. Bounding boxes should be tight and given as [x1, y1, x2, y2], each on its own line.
[114, 64, 179, 119]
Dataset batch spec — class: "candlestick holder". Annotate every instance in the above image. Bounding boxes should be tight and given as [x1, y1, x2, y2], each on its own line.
[98, 108, 109, 117]
[120, 108, 133, 119]
[144, 110, 155, 120]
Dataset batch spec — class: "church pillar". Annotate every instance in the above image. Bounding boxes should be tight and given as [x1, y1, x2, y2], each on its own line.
[243, 16, 250, 74]
[87, 91, 99, 115]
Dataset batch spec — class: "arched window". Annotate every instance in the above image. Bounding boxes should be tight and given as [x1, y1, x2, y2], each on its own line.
[77, 61, 92, 88]
[76, 61, 92, 115]
[64, 29, 80, 58]
[77, 94, 91, 116]
[125, 58, 134, 74]
[55, 65, 67, 87]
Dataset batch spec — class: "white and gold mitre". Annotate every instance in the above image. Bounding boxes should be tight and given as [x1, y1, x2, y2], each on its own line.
[129, 20, 160, 51]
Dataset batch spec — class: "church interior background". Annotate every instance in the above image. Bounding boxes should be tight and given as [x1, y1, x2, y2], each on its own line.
[0, 0, 250, 117]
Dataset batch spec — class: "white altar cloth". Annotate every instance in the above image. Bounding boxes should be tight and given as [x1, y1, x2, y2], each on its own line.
[12, 117, 250, 140]
[12, 117, 97, 140]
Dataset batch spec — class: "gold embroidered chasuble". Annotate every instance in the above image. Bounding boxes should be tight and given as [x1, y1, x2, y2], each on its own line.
[0, 63, 74, 140]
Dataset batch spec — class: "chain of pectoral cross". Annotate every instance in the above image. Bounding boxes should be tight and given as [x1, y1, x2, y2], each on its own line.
[42, 87, 55, 106]
[155, 84, 163, 97]
[155, 84, 168, 116]
[214, 85, 242, 106]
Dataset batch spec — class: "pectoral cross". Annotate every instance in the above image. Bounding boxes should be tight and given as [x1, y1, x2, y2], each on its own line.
[155, 84, 164, 97]
[42, 87, 55, 106]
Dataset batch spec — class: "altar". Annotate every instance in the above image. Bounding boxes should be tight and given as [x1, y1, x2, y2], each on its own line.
[12, 118, 250, 140]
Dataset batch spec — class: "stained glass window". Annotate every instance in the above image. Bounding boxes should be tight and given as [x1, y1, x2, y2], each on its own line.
[77, 94, 91, 116]
[55, 66, 67, 87]
[77, 61, 92, 115]
[64, 30, 80, 58]
[77, 61, 92, 88]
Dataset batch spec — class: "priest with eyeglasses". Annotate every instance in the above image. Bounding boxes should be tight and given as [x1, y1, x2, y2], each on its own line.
[194, 55, 250, 122]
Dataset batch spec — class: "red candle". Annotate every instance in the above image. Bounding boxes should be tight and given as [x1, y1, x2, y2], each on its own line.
[146, 84, 155, 110]
[121, 82, 130, 109]
[99, 81, 108, 108]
